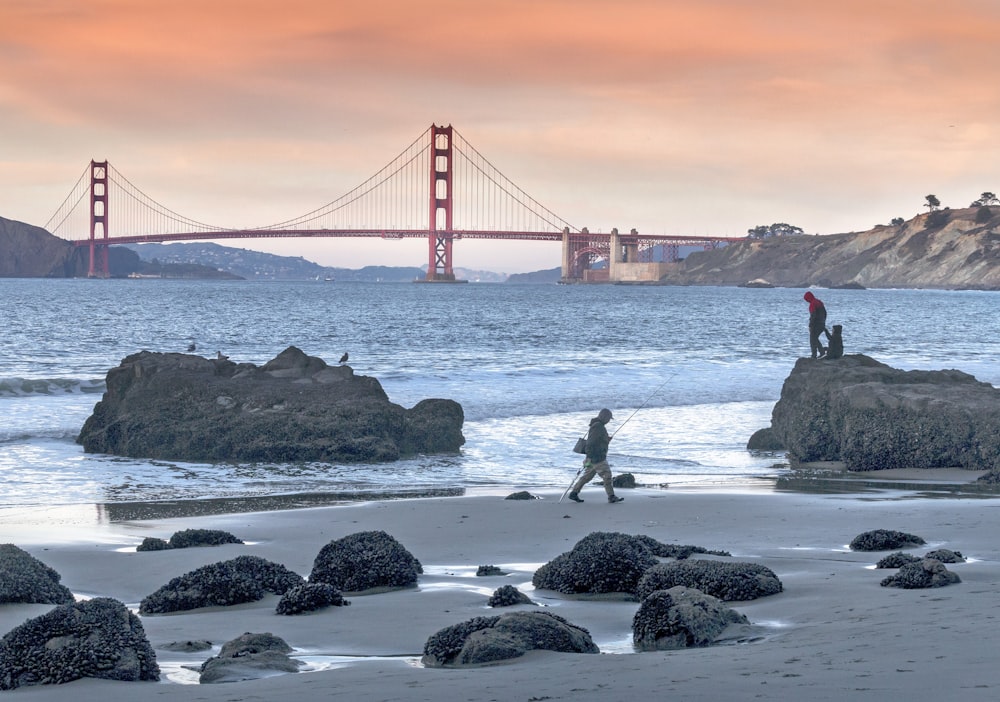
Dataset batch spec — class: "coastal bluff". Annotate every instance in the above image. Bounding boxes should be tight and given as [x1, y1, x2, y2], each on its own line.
[749, 354, 1000, 472]
[77, 346, 465, 463]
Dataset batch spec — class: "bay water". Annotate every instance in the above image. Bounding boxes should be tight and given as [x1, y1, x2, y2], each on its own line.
[2, 279, 998, 525]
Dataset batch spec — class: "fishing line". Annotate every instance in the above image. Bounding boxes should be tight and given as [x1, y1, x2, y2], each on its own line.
[610, 369, 680, 439]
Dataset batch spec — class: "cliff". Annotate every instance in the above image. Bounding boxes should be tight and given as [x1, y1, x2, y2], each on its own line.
[662, 206, 1000, 289]
[0, 217, 77, 277]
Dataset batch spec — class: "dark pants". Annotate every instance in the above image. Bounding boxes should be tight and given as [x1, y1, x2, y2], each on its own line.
[809, 325, 827, 358]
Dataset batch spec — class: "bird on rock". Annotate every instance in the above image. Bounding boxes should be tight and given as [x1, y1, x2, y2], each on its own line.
[339, 352, 349, 364]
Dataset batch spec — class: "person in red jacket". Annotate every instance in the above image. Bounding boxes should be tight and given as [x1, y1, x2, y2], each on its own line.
[803, 291, 828, 358]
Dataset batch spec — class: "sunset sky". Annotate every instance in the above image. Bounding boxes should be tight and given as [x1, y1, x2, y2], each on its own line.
[3, 0, 999, 273]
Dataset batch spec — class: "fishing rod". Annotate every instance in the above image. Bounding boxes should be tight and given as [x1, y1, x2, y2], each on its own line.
[610, 369, 680, 439]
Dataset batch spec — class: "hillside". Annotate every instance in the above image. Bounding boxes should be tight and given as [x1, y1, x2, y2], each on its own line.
[662, 206, 1000, 289]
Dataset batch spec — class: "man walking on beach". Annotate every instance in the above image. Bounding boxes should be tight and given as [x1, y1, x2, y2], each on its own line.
[568, 408, 624, 504]
[803, 291, 828, 359]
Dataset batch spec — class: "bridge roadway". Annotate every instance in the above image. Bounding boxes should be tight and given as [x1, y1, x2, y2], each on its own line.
[71, 228, 746, 283]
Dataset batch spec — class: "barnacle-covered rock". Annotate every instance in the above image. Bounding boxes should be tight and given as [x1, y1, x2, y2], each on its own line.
[487, 585, 535, 608]
[504, 491, 536, 500]
[199, 632, 301, 684]
[276, 583, 350, 615]
[136, 537, 171, 552]
[612, 472, 636, 488]
[636, 560, 783, 602]
[0, 544, 75, 605]
[880, 559, 961, 589]
[631, 535, 731, 559]
[476, 565, 504, 576]
[139, 555, 304, 614]
[632, 586, 749, 651]
[308, 530, 422, 593]
[924, 548, 965, 563]
[850, 529, 926, 551]
[531, 532, 659, 596]
[0, 597, 159, 689]
[168, 529, 244, 548]
[875, 551, 921, 569]
[422, 611, 598, 667]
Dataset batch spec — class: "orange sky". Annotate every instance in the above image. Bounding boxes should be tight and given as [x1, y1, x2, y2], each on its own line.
[3, 0, 999, 273]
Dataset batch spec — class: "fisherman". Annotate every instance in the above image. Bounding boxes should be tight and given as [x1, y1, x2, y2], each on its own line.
[568, 408, 624, 504]
[803, 291, 828, 359]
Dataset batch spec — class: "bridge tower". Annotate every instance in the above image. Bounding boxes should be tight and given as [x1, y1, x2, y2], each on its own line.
[426, 124, 456, 282]
[88, 160, 110, 278]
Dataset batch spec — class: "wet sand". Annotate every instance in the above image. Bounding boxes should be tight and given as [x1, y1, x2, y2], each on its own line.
[4, 471, 1000, 701]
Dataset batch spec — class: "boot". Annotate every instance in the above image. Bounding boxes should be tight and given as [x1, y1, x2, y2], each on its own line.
[568, 492, 584, 503]
[608, 495, 624, 504]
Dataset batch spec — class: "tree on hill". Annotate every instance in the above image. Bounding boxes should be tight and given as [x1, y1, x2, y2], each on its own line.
[971, 192, 998, 207]
[891, 217, 905, 226]
[924, 194, 941, 212]
[747, 223, 804, 239]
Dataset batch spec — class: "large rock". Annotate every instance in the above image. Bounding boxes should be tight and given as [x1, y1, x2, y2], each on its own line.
[199, 632, 301, 684]
[0, 544, 75, 605]
[636, 559, 783, 602]
[632, 586, 750, 651]
[308, 530, 422, 593]
[531, 532, 660, 597]
[753, 354, 1000, 471]
[77, 346, 464, 463]
[139, 555, 304, 614]
[0, 597, 159, 689]
[421, 611, 599, 667]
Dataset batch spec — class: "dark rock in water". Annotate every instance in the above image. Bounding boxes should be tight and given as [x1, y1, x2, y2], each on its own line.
[531, 531, 659, 596]
[636, 560, 783, 602]
[746, 427, 784, 451]
[632, 586, 750, 651]
[488, 585, 535, 607]
[168, 529, 243, 548]
[309, 530, 422, 593]
[421, 611, 598, 667]
[880, 559, 961, 589]
[612, 472, 636, 488]
[753, 354, 1000, 471]
[849, 529, 925, 551]
[275, 583, 350, 615]
[923, 548, 965, 563]
[199, 632, 301, 684]
[159, 640, 213, 653]
[139, 555, 304, 614]
[136, 529, 243, 551]
[875, 552, 921, 569]
[0, 544, 75, 605]
[136, 537, 171, 552]
[0, 597, 159, 689]
[76, 346, 464, 463]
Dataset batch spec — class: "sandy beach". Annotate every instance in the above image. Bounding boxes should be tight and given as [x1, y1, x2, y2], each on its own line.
[4, 473, 1000, 701]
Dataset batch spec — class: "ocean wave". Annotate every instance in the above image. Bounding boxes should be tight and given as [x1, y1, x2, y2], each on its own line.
[0, 377, 105, 397]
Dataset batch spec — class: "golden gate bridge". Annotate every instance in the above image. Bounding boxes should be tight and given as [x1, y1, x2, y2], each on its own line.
[45, 124, 744, 282]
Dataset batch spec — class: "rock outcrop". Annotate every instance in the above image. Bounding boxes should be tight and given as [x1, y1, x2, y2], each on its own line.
[77, 346, 465, 463]
[636, 560, 783, 602]
[0, 598, 159, 689]
[308, 530, 422, 593]
[275, 583, 350, 615]
[632, 586, 750, 651]
[199, 632, 301, 684]
[849, 529, 926, 551]
[880, 559, 961, 589]
[751, 354, 1000, 472]
[532, 532, 661, 597]
[660, 206, 1000, 289]
[139, 555, 304, 614]
[0, 544, 75, 605]
[421, 611, 599, 667]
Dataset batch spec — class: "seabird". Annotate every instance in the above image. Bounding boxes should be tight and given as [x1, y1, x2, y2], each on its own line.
[339, 352, 349, 364]
[187, 342, 196, 352]
[216, 351, 229, 361]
